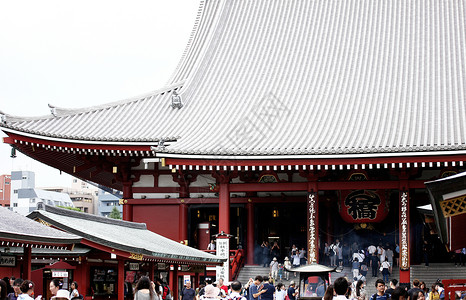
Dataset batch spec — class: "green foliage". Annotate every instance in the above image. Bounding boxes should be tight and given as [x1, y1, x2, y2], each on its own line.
[109, 206, 122, 219]
[57, 205, 82, 212]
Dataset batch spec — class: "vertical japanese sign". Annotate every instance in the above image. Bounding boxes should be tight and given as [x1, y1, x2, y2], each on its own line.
[307, 192, 318, 264]
[216, 238, 229, 282]
[399, 191, 410, 270]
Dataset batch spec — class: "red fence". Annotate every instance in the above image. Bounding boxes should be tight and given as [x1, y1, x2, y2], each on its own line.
[443, 279, 466, 300]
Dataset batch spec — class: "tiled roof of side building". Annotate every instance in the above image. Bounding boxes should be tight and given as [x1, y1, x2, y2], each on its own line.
[1, 0, 466, 157]
[27, 205, 224, 264]
[0, 206, 81, 244]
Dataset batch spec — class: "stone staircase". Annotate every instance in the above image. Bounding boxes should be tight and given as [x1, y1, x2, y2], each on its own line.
[236, 264, 466, 297]
[236, 265, 299, 286]
[410, 263, 466, 289]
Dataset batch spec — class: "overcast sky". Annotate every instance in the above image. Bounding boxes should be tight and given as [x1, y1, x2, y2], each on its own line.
[0, 0, 200, 187]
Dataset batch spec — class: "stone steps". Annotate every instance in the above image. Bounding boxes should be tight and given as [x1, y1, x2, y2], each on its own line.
[410, 263, 466, 289]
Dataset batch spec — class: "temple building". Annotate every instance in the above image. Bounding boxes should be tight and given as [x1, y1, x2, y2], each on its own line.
[1, 0, 466, 286]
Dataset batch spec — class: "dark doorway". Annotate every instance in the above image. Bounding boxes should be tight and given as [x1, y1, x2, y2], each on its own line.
[254, 201, 307, 264]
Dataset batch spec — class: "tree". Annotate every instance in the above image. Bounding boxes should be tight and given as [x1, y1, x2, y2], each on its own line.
[57, 205, 82, 212]
[109, 206, 122, 219]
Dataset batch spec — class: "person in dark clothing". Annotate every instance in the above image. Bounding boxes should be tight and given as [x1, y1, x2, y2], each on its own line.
[0, 279, 7, 300]
[371, 279, 390, 300]
[287, 281, 299, 300]
[2, 278, 12, 296]
[408, 280, 422, 299]
[259, 276, 274, 300]
[386, 279, 398, 295]
[181, 282, 195, 300]
[391, 287, 408, 300]
[7, 278, 23, 300]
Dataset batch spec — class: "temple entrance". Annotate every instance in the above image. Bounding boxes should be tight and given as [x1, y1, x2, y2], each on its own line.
[188, 204, 247, 250]
[254, 201, 307, 264]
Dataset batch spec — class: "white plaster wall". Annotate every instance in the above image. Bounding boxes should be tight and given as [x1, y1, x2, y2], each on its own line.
[133, 193, 179, 199]
[132, 175, 154, 187]
[292, 173, 307, 182]
[191, 174, 216, 186]
[190, 193, 218, 198]
[278, 173, 289, 181]
[158, 175, 178, 187]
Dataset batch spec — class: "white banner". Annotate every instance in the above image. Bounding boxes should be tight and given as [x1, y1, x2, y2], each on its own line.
[52, 271, 68, 278]
[216, 238, 229, 283]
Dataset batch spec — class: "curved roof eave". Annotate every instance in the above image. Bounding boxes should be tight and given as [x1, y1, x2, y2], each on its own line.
[156, 149, 466, 161]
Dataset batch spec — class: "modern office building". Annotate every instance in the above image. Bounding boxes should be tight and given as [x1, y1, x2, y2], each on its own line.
[10, 171, 74, 215]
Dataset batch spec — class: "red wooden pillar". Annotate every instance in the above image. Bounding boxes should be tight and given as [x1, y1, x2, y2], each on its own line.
[169, 264, 179, 300]
[75, 259, 88, 299]
[194, 272, 200, 288]
[179, 202, 188, 243]
[246, 199, 255, 264]
[307, 181, 319, 264]
[149, 262, 155, 281]
[23, 246, 32, 280]
[122, 182, 133, 221]
[118, 258, 125, 300]
[219, 183, 230, 234]
[399, 180, 410, 284]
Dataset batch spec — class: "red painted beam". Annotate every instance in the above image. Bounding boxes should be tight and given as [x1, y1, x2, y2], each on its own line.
[165, 155, 466, 166]
[125, 197, 307, 205]
[133, 180, 426, 194]
[132, 187, 211, 193]
[228, 180, 426, 192]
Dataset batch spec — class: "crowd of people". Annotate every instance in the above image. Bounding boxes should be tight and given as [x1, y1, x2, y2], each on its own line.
[321, 241, 398, 282]
[179, 276, 299, 300]
[180, 275, 465, 300]
[0, 276, 81, 300]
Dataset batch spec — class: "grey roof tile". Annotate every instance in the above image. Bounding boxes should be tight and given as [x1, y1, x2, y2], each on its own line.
[0, 206, 81, 244]
[1, 0, 466, 156]
[28, 206, 223, 264]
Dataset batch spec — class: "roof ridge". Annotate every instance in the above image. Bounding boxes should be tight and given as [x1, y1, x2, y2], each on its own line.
[0, 82, 184, 123]
[41, 205, 146, 230]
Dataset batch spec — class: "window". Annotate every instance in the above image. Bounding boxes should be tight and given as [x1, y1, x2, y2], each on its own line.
[13, 203, 18, 207]
[13, 190, 18, 194]
[84, 208, 88, 213]
[5, 182, 9, 185]
[29, 199, 35, 203]
[22, 176, 27, 179]
[73, 179, 78, 183]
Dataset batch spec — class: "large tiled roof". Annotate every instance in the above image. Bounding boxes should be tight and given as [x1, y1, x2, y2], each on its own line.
[0, 206, 81, 244]
[2, 0, 466, 157]
[28, 205, 223, 264]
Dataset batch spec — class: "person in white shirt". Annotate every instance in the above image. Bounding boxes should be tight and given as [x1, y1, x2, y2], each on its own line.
[275, 283, 286, 300]
[228, 281, 246, 300]
[284, 257, 292, 280]
[379, 246, 386, 263]
[333, 277, 349, 300]
[380, 258, 391, 283]
[207, 240, 216, 251]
